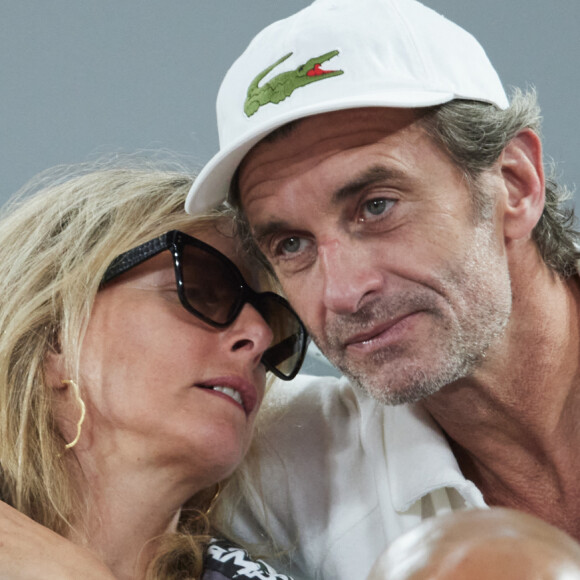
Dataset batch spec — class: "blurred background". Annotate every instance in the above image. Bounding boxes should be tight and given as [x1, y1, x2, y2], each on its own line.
[2, 0, 578, 375]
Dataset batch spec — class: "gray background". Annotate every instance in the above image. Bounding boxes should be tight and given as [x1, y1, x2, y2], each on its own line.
[2, 1, 579, 374]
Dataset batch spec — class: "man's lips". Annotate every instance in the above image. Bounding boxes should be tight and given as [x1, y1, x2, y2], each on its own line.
[194, 375, 258, 415]
[342, 311, 421, 350]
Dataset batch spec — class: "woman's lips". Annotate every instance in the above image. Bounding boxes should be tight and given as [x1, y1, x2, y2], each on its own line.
[194, 375, 258, 415]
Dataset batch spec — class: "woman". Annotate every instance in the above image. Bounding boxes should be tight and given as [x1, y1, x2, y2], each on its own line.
[0, 159, 307, 579]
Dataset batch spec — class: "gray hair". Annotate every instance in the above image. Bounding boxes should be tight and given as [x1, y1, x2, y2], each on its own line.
[418, 89, 579, 278]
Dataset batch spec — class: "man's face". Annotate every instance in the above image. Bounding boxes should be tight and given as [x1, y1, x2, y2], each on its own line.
[238, 108, 513, 404]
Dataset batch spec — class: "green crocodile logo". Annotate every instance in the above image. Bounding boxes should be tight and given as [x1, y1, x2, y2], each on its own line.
[244, 50, 344, 117]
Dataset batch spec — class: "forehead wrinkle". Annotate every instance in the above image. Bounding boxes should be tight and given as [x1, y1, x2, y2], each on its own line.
[243, 115, 388, 188]
[241, 109, 420, 201]
[243, 124, 420, 206]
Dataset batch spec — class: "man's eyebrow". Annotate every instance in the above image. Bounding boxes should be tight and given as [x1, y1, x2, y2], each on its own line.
[252, 219, 292, 247]
[332, 165, 406, 204]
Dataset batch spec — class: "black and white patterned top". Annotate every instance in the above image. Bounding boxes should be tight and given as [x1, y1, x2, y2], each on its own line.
[202, 538, 294, 580]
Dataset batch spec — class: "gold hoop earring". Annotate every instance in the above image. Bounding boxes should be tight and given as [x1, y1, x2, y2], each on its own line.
[205, 482, 222, 517]
[61, 379, 86, 450]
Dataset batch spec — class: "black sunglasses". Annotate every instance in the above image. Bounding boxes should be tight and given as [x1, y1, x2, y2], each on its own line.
[102, 230, 308, 380]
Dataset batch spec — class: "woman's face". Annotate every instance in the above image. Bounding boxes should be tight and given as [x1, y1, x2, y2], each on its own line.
[53, 226, 272, 488]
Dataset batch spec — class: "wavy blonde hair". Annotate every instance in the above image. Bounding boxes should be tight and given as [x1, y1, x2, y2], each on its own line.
[0, 156, 245, 579]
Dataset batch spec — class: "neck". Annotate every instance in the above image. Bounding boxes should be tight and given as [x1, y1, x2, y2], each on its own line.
[69, 452, 210, 580]
[424, 254, 580, 536]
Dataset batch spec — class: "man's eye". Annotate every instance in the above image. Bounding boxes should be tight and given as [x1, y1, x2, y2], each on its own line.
[360, 198, 393, 221]
[270, 236, 313, 263]
[278, 236, 305, 255]
[367, 199, 387, 215]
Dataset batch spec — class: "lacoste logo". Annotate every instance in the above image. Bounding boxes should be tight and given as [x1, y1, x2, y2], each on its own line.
[244, 50, 344, 117]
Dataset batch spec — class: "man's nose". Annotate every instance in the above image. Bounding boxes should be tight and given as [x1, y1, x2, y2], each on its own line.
[318, 240, 383, 315]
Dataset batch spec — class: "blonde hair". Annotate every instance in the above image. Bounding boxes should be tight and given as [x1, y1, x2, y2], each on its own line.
[0, 156, 236, 578]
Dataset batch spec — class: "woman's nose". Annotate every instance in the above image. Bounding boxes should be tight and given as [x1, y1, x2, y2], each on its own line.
[226, 303, 274, 366]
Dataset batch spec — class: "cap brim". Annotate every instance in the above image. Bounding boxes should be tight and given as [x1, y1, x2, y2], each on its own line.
[185, 90, 457, 215]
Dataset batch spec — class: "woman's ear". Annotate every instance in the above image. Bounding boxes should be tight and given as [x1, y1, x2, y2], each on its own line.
[44, 349, 67, 391]
[500, 128, 545, 241]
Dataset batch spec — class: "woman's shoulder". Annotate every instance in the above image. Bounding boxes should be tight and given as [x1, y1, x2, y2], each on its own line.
[202, 538, 294, 580]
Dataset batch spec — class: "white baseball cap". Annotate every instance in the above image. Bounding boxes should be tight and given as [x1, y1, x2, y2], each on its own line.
[186, 0, 509, 214]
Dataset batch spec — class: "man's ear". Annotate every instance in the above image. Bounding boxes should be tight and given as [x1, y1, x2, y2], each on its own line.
[500, 128, 545, 241]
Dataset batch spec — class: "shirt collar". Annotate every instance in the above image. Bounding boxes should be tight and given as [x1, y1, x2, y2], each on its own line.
[382, 402, 486, 512]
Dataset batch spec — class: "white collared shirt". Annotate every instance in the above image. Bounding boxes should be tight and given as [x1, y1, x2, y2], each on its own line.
[228, 374, 486, 580]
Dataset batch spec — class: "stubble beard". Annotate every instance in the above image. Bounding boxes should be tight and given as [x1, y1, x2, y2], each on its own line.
[315, 222, 513, 406]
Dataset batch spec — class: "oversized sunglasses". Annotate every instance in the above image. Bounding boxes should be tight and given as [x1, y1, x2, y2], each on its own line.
[102, 230, 308, 380]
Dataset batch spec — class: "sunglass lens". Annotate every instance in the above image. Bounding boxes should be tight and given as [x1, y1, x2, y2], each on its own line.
[180, 244, 240, 324]
[257, 295, 305, 379]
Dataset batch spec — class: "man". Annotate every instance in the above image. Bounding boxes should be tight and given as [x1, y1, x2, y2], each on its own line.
[186, 0, 580, 578]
